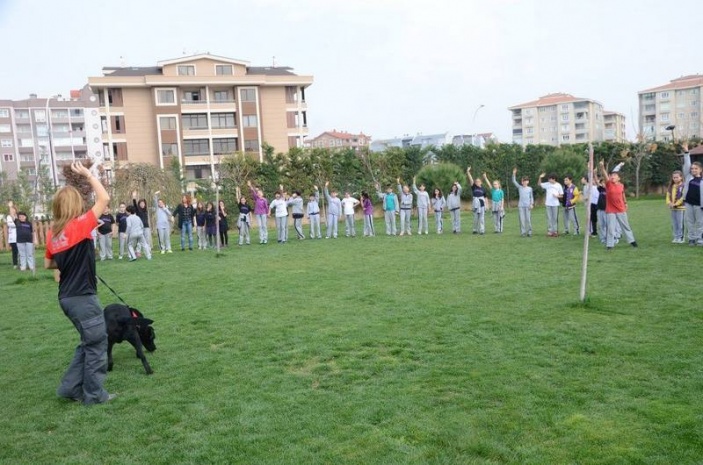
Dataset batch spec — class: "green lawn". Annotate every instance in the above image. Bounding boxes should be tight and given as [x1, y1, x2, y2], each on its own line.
[1, 199, 701, 464]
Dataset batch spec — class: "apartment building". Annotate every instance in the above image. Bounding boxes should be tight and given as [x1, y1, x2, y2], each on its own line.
[509, 93, 617, 147]
[306, 130, 370, 151]
[603, 111, 627, 142]
[88, 53, 313, 181]
[0, 86, 101, 184]
[638, 75, 703, 141]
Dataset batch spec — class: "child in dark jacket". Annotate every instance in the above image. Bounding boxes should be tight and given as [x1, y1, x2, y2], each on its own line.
[16, 212, 34, 271]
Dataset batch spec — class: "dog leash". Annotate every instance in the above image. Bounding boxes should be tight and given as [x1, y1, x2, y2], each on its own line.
[96, 274, 129, 306]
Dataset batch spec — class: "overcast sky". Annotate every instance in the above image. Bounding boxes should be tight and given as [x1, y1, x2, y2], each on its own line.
[0, 0, 699, 142]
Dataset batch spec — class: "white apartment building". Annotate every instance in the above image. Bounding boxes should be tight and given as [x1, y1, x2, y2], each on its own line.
[0, 86, 102, 184]
[638, 75, 702, 141]
[509, 93, 623, 147]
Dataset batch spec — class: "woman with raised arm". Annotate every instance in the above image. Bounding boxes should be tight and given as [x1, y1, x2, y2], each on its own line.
[44, 161, 115, 405]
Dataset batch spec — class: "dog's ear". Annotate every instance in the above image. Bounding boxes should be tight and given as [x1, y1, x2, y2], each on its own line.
[135, 317, 154, 326]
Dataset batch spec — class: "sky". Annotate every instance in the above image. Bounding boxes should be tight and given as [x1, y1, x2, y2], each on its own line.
[0, 0, 699, 143]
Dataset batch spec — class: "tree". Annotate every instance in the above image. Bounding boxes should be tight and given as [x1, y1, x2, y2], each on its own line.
[623, 134, 657, 198]
[415, 163, 465, 196]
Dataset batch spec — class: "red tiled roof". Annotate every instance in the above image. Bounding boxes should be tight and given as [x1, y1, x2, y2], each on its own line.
[310, 131, 369, 141]
[691, 145, 703, 156]
[640, 75, 703, 93]
[509, 93, 589, 110]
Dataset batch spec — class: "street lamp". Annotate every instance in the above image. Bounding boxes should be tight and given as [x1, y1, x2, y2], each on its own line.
[44, 94, 62, 188]
[665, 124, 676, 142]
[471, 104, 485, 146]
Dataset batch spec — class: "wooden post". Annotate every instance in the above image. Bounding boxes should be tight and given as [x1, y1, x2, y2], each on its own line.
[580, 143, 594, 302]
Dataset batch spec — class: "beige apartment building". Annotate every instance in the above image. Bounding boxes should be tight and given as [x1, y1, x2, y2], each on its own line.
[638, 75, 702, 141]
[509, 93, 625, 147]
[306, 130, 371, 151]
[603, 111, 627, 142]
[88, 53, 313, 181]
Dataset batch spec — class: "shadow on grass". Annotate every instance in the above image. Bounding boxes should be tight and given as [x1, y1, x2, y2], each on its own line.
[13, 274, 53, 285]
[566, 296, 629, 315]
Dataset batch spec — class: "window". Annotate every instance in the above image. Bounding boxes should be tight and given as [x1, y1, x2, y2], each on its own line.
[242, 115, 258, 128]
[1, 139, 13, 147]
[692, 101, 699, 106]
[211, 113, 236, 129]
[113, 115, 125, 133]
[156, 89, 176, 105]
[182, 114, 208, 130]
[0, 109, 9, 118]
[35, 110, 46, 122]
[561, 124, 569, 131]
[561, 104, 570, 111]
[23, 167, 36, 176]
[213, 90, 231, 102]
[213, 138, 238, 154]
[215, 65, 233, 75]
[561, 114, 569, 121]
[561, 134, 570, 141]
[20, 138, 34, 147]
[660, 92, 670, 99]
[240, 88, 256, 102]
[183, 139, 209, 156]
[692, 112, 700, 118]
[3, 153, 13, 161]
[183, 90, 202, 102]
[0, 124, 10, 133]
[178, 65, 195, 76]
[52, 110, 69, 119]
[161, 143, 178, 156]
[661, 113, 670, 121]
[15, 110, 29, 119]
[244, 139, 258, 152]
[691, 89, 699, 95]
[525, 128, 534, 134]
[53, 124, 70, 133]
[159, 116, 177, 130]
[70, 109, 83, 117]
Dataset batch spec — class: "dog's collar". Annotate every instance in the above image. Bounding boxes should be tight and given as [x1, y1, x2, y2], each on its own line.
[130, 310, 139, 319]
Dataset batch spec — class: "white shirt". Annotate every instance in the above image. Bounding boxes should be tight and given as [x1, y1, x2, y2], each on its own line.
[270, 198, 288, 218]
[6, 214, 16, 243]
[341, 197, 359, 215]
[540, 182, 564, 207]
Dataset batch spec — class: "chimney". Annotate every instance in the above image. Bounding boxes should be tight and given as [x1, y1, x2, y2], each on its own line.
[29, 93, 38, 99]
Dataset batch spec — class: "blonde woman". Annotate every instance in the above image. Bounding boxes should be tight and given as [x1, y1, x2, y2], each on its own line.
[44, 161, 115, 405]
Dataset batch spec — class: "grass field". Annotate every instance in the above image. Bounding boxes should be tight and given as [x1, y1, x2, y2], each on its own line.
[1, 199, 701, 465]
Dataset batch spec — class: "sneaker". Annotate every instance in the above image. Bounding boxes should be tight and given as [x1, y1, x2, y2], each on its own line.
[672, 239, 679, 244]
[118, 256, 123, 260]
[689, 240, 696, 246]
[129, 258, 136, 262]
[606, 247, 613, 251]
[161, 250, 165, 254]
[631, 241, 638, 248]
[408, 232, 412, 236]
[167, 250, 173, 253]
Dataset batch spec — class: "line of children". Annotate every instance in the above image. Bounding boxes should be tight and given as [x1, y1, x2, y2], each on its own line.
[562, 175, 581, 235]
[97, 206, 114, 260]
[153, 191, 173, 253]
[235, 187, 252, 246]
[466, 167, 484, 235]
[307, 186, 322, 239]
[666, 170, 685, 243]
[538, 173, 564, 237]
[341, 191, 360, 237]
[16, 211, 34, 271]
[431, 188, 446, 234]
[483, 172, 505, 233]
[397, 179, 413, 236]
[512, 168, 534, 237]
[412, 177, 430, 235]
[376, 183, 399, 235]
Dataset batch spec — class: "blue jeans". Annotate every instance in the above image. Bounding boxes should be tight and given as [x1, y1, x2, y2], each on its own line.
[180, 222, 193, 249]
[57, 294, 109, 405]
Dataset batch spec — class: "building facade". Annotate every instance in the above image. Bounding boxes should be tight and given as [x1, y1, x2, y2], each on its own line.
[603, 111, 627, 142]
[509, 93, 618, 146]
[638, 75, 702, 141]
[306, 131, 370, 151]
[88, 53, 313, 181]
[0, 86, 101, 185]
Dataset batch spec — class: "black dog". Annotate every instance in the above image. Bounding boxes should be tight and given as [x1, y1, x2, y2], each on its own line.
[104, 304, 156, 375]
